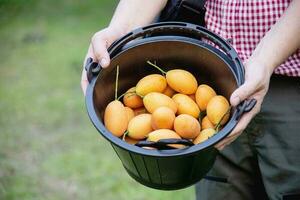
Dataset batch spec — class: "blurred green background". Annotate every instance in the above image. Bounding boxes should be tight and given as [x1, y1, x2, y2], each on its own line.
[0, 0, 195, 199]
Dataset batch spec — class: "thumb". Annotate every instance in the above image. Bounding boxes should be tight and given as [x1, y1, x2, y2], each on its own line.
[230, 82, 257, 106]
[91, 39, 110, 68]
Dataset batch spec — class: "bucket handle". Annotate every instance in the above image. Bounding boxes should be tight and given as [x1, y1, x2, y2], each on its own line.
[135, 138, 194, 150]
[108, 22, 233, 58]
[235, 98, 257, 120]
[85, 22, 244, 84]
[106, 22, 245, 85]
[85, 57, 102, 83]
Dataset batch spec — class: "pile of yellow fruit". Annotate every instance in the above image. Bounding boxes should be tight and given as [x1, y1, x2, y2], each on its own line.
[104, 61, 230, 149]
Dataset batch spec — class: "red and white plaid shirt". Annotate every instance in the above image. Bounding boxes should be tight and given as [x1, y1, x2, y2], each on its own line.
[205, 0, 300, 77]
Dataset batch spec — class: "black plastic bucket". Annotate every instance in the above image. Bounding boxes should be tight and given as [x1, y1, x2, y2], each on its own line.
[85, 22, 256, 190]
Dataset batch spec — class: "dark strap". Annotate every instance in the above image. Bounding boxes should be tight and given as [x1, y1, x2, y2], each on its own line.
[158, 0, 182, 21]
[184, 0, 207, 11]
[159, 0, 207, 26]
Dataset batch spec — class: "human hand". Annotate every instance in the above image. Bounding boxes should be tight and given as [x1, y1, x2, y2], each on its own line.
[214, 58, 273, 150]
[81, 27, 125, 95]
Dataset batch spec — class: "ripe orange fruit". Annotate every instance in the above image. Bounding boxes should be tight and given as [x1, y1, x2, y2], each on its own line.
[143, 92, 177, 113]
[123, 87, 143, 109]
[193, 128, 216, 144]
[147, 129, 181, 141]
[136, 74, 167, 96]
[127, 114, 153, 139]
[166, 69, 198, 94]
[124, 106, 135, 122]
[104, 100, 128, 137]
[147, 129, 182, 149]
[172, 93, 200, 118]
[201, 116, 214, 130]
[174, 114, 201, 139]
[206, 95, 230, 125]
[195, 84, 217, 111]
[151, 106, 175, 130]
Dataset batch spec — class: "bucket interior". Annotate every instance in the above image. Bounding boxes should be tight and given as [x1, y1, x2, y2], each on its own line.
[93, 39, 238, 122]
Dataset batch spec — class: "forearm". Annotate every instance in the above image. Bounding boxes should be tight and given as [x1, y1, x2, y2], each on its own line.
[251, 0, 300, 73]
[109, 0, 167, 36]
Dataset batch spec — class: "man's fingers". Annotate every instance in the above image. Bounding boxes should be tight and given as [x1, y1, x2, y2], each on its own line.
[81, 31, 112, 95]
[81, 68, 88, 95]
[230, 82, 258, 106]
[214, 104, 259, 149]
[80, 45, 95, 95]
[91, 34, 110, 68]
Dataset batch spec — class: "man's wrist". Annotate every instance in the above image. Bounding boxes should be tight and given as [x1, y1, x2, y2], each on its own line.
[250, 41, 278, 76]
[107, 25, 128, 41]
[247, 54, 274, 78]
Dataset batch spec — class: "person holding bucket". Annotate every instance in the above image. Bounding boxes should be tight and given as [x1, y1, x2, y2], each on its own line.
[81, 0, 300, 199]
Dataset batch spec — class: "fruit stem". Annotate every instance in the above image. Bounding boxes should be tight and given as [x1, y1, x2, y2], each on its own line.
[117, 90, 144, 101]
[115, 65, 120, 100]
[122, 130, 128, 141]
[127, 91, 144, 99]
[215, 107, 231, 132]
[117, 91, 135, 101]
[146, 61, 167, 75]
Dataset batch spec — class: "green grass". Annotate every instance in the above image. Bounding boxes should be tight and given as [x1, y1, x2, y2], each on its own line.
[0, 1, 195, 199]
